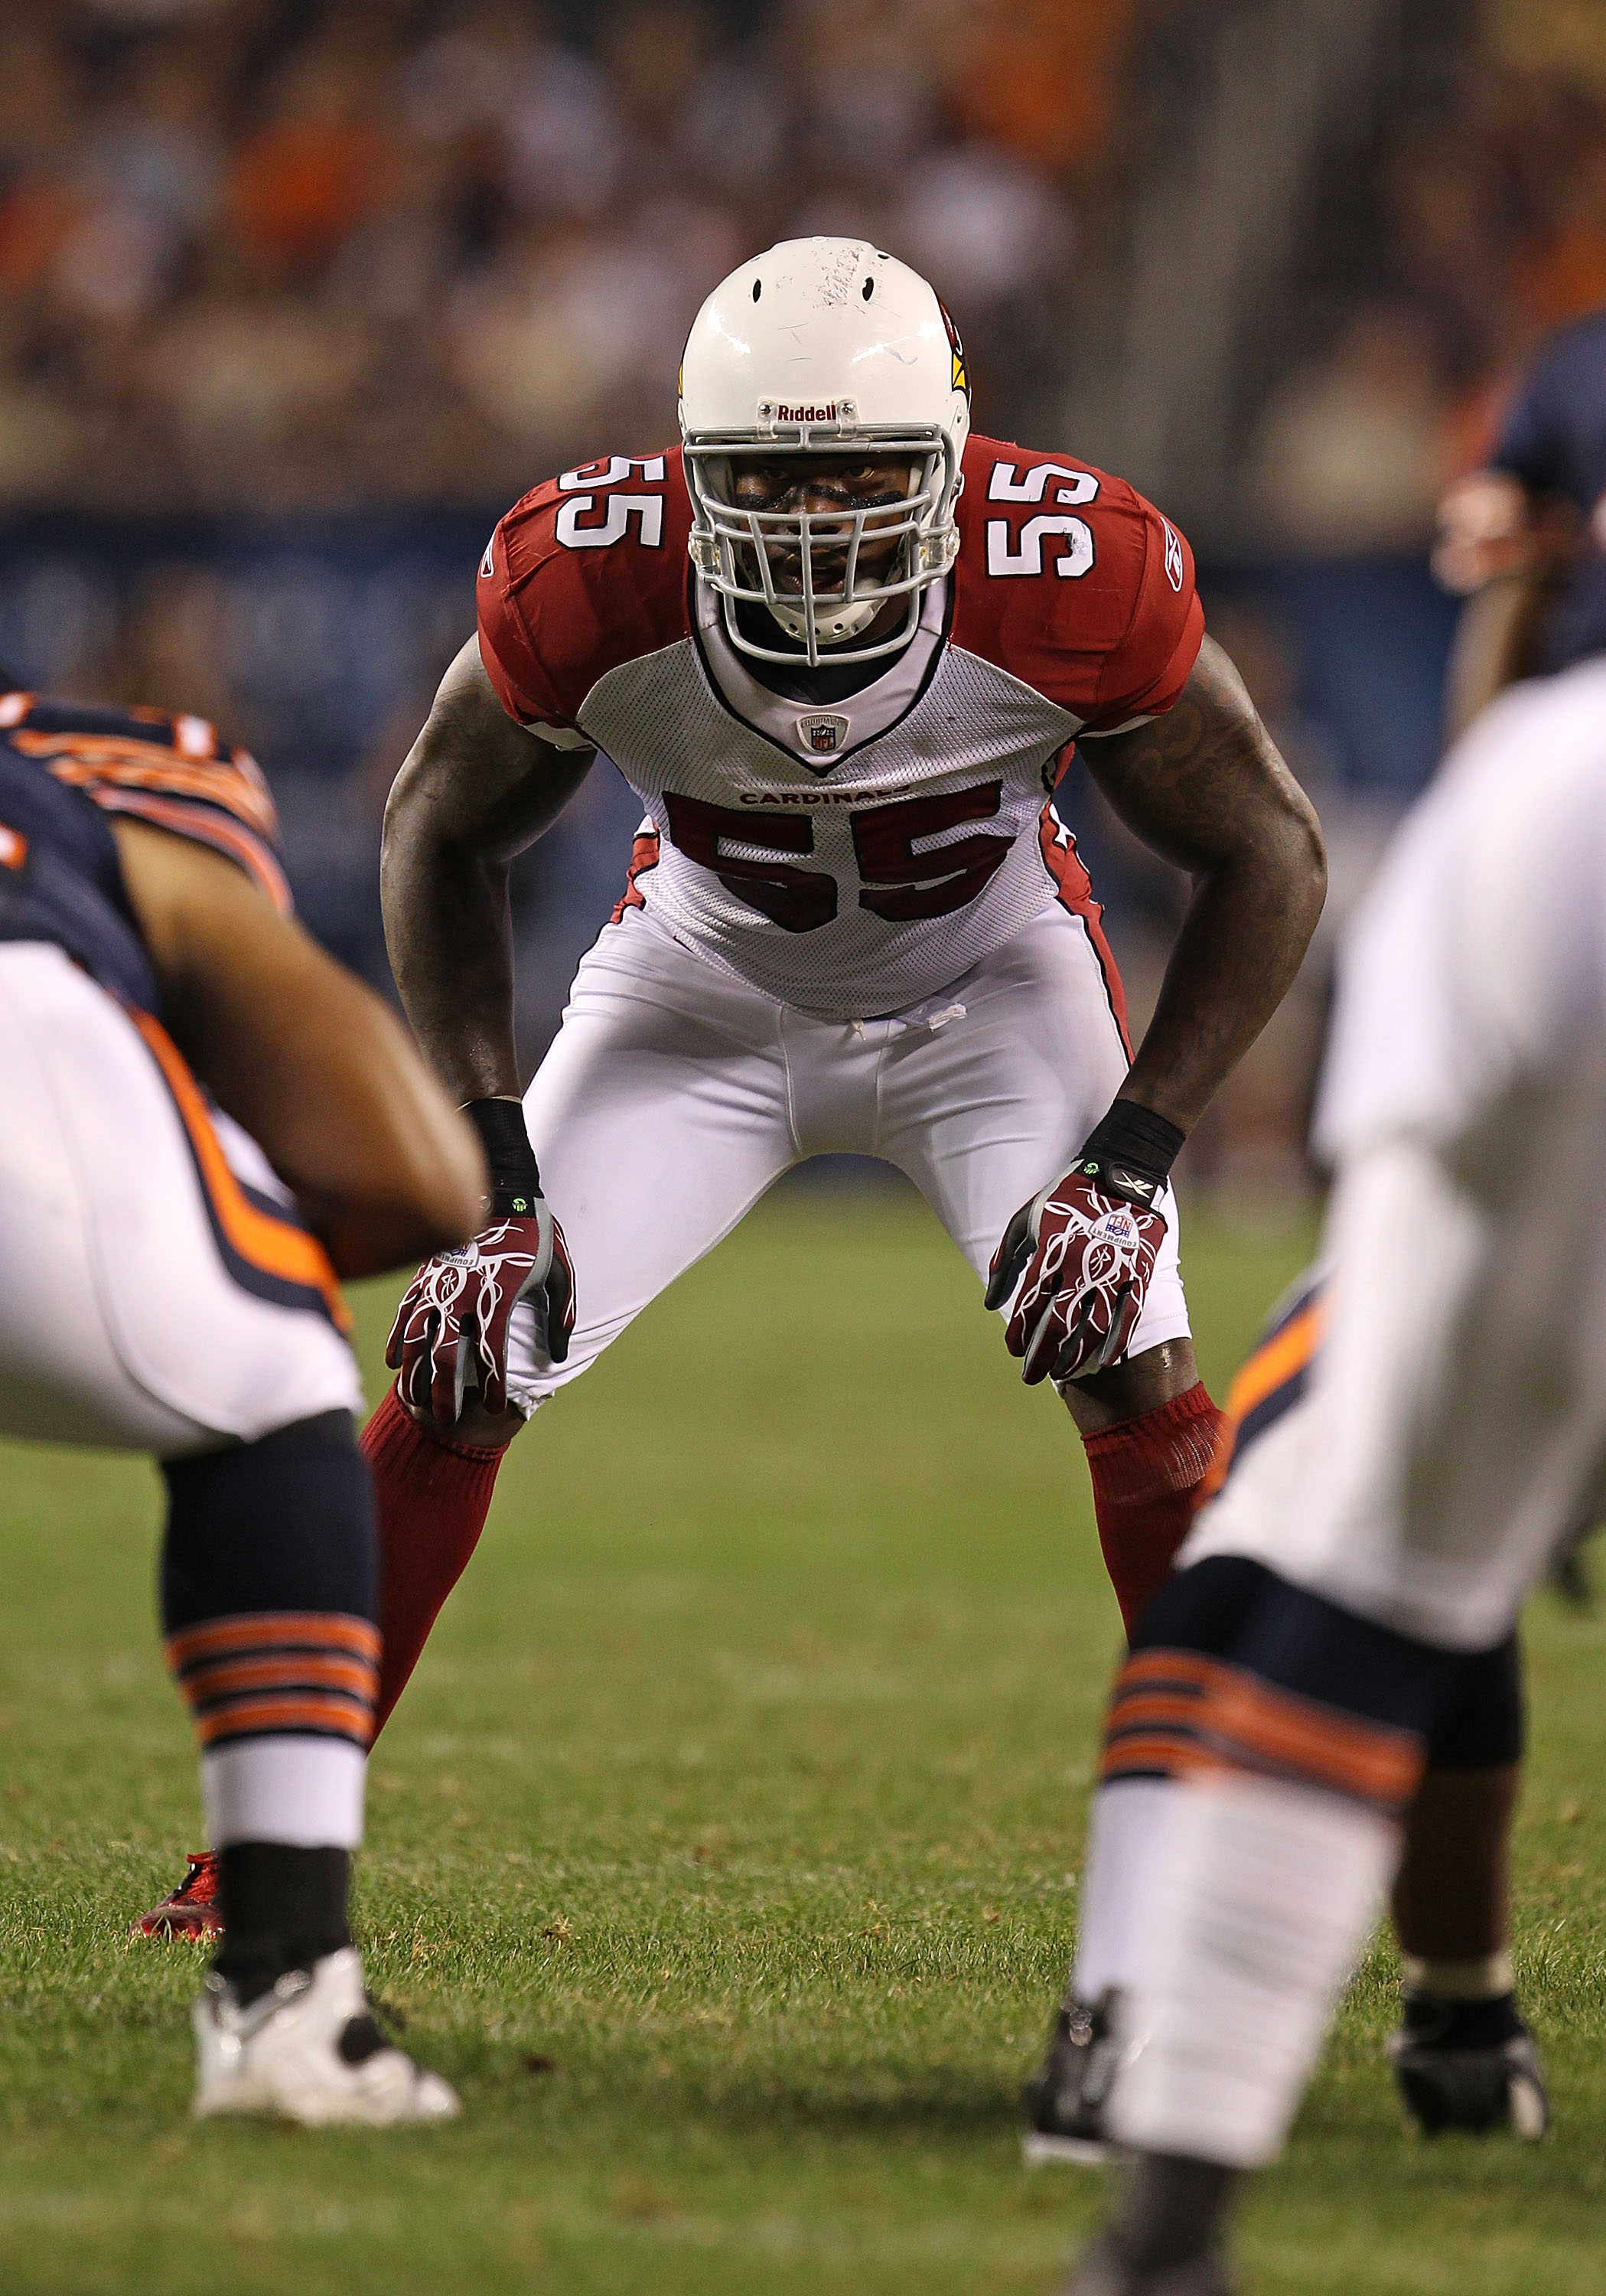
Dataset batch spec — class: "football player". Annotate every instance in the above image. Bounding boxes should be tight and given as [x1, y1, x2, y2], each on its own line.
[1155, 300, 1606, 2154]
[1057, 654, 1606, 2294]
[1028, 310, 1606, 2182]
[0, 680, 484, 2122]
[363, 238, 1324, 1746]
[147, 240, 1325, 1940]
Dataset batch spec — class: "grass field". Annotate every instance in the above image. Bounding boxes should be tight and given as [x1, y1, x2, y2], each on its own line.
[2, 1186, 1605, 2295]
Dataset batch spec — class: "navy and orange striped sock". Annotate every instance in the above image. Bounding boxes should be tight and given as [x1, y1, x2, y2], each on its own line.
[1098, 1557, 1456, 1820]
[161, 1407, 377, 1795]
[165, 1607, 375, 1995]
[167, 1610, 380, 1754]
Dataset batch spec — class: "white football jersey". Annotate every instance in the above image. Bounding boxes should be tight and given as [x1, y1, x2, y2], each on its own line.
[478, 435, 1202, 1019]
[1315, 656, 1606, 1164]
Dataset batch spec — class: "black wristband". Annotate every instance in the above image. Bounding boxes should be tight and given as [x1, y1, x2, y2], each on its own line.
[464, 1097, 542, 1218]
[1076, 1099, 1185, 1209]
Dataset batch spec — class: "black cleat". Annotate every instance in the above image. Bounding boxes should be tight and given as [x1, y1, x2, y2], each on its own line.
[1024, 1988, 1126, 2165]
[1062, 2231, 1232, 2295]
[1388, 1990, 1549, 2139]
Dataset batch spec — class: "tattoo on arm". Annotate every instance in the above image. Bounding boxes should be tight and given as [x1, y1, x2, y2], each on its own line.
[381, 638, 595, 1103]
[1080, 634, 1327, 1134]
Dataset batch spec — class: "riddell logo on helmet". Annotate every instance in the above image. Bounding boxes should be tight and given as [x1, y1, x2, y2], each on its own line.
[774, 403, 839, 422]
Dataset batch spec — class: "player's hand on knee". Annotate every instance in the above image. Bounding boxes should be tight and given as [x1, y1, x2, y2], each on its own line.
[985, 1105, 1181, 1386]
[386, 1205, 575, 1420]
[384, 1097, 575, 1423]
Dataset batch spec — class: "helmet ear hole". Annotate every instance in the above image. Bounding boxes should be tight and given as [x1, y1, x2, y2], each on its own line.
[752, 279, 761, 302]
[862, 276, 874, 300]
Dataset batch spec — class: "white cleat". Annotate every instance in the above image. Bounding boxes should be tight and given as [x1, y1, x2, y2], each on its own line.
[193, 1946, 460, 2126]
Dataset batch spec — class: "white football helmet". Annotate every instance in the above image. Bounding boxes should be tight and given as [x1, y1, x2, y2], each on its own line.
[679, 238, 972, 666]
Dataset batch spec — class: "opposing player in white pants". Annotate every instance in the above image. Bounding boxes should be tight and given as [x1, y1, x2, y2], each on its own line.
[1062, 657, 1606, 2294]
[0, 686, 483, 2122]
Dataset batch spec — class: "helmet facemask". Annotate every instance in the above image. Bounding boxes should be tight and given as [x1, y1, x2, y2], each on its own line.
[684, 420, 960, 667]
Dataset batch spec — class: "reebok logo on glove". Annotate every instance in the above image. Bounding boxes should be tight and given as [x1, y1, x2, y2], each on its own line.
[1102, 1163, 1158, 1205]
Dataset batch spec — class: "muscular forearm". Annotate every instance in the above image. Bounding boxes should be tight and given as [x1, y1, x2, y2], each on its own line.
[1085, 634, 1326, 1137]
[1121, 826, 1325, 1132]
[113, 820, 484, 1275]
[380, 637, 594, 1104]
[382, 814, 521, 1102]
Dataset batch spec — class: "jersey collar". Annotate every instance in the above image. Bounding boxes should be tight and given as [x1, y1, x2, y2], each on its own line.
[693, 576, 949, 775]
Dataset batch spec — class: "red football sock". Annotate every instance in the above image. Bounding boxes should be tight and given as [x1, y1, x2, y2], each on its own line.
[1081, 1381, 1222, 1637]
[360, 1386, 508, 1739]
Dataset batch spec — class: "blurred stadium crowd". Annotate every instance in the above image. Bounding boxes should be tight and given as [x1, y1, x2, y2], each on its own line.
[0, 0, 1108, 512]
[2, 0, 1603, 1194]
[1253, 0, 1606, 551]
[2, 0, 1604, 530]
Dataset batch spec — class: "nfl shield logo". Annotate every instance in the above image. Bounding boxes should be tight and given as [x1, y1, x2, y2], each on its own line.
[796, 712, 850, 758]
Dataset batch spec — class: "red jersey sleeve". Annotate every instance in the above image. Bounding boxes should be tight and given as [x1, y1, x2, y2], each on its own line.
[1086, 497, 1204, 732]
[950, 439, 1204, 732]
[477, 451, 691, 734]
[476, 501, 575, 732]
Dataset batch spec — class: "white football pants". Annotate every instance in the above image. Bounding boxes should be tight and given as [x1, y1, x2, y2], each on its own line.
[506, 902, 1191, 1414]
[1101, 1044, 1606, 2167]
[1184, 1049, 1606, 1649]
[0, 944, 360, 1455]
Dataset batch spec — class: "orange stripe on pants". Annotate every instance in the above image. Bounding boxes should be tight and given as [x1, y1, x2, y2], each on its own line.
[127, 1010, 349, 1330]
[1197, 1299, 1325, 1502]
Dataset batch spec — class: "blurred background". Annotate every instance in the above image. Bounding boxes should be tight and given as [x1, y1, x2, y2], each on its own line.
[1, 0, 1598, 1199]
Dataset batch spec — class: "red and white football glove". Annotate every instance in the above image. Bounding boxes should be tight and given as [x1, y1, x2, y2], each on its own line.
[985, 1104, 1181, 1387]
[386, 1097, 575, 1422]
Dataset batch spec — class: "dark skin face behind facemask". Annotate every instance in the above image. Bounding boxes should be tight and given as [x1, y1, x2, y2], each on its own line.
[727, 453, 923, 698]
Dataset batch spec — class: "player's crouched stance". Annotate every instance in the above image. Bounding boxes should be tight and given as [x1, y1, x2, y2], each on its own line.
[0, 689, 484, 2123]
[344, 237, 1325, 1785]
[1055, 660, 1606, 2293]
